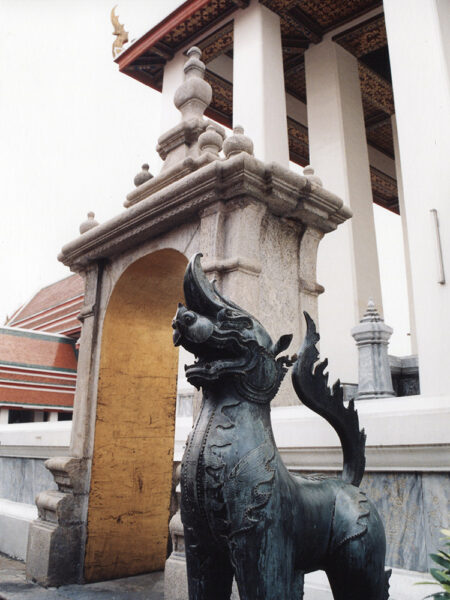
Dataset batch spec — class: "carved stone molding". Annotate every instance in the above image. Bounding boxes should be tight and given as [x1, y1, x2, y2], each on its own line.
[59, 153, 349, 271]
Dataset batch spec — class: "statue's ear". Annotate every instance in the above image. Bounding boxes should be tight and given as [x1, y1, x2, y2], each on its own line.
[271, 334, 293, 356]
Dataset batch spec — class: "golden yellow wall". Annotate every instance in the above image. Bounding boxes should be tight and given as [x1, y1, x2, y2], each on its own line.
[84, 249, 186, 582]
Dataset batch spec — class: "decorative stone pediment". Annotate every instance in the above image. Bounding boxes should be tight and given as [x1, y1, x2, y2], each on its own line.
[59, 153, 350, 271]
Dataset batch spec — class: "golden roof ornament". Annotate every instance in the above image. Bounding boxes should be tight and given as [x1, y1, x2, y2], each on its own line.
[111, 5, 128, 58]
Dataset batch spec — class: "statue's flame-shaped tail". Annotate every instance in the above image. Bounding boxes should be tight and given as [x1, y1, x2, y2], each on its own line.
[292, 312, 366, 487]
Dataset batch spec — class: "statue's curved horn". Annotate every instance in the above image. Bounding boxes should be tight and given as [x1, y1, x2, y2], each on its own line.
[183, 254, 225, 316]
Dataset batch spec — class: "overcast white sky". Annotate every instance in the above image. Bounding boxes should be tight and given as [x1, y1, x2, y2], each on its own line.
[0, 0, 411, 354]
[0, 0, 182, 317]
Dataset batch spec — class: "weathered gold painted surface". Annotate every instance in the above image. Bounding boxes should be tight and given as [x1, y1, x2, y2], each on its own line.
[84, 250, 187, 582]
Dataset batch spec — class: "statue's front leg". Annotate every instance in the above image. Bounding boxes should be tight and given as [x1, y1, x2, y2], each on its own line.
[230, 523, 301, 600]
[184, 526, 234, 600]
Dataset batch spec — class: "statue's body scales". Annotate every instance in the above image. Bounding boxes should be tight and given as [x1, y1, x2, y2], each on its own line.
[173, 254, 391, 600]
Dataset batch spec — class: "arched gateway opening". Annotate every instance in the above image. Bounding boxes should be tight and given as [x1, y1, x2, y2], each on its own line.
[84, 249, 187, 582]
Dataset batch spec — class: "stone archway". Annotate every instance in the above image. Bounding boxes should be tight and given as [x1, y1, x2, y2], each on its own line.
[84, 249, 187, 582]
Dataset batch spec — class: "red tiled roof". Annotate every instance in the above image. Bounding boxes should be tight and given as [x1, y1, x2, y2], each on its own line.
[0, 328, 77, 409]
[7, 274, 83, 338]
[0, 328, 78, 371]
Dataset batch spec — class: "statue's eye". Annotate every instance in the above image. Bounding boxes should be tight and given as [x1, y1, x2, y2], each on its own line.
[184, 313, 196, 326]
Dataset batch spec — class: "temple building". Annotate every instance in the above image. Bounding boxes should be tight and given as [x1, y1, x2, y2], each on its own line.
[0, 275, 83, 423]
[115, 0, 450, 390]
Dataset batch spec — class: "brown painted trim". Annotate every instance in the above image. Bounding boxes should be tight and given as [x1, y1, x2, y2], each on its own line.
[205, 106, 232, 128]
[115, 0, 214, 70]
[365, 114, 391, 131]
[121, 67, 162, 92]
[326, 1, 383, 34]
[367, 139, 394, 160]
[287, 6, 322, 43]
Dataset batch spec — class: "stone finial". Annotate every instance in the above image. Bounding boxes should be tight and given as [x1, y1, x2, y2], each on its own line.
[79, 212, 99, 234]
[303, 165, 323, 187]
[198, 125, 223, 156]
[223, 125, 254, 159]
[174, 47, 212, 121]
[134, 163, 153, 187]
[351, 300, 394, 400]
[360, 298, 381, 322]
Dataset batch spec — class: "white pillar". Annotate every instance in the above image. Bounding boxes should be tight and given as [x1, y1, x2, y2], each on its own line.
[49, 411, 58, 422]
[384, 0, 450, 396]
[391, 115, 417, 354]
[305, 39, 383, 384]
[233, 0, 289, 166]
[0, 408, 9, 424]
[160, 51, 186, 134]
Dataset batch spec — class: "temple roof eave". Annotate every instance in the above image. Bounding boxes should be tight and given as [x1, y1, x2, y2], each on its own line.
[114, 0, 399, 213]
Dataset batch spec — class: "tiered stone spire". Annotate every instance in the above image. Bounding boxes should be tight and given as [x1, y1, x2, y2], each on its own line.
[124, 47, 262, 208]
[173, 47, 212, 121]
[156, 46, 225, 171]
[351, 300, 394, 400]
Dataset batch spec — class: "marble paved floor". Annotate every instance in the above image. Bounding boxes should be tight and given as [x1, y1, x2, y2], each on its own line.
[0, 554, 164, 600]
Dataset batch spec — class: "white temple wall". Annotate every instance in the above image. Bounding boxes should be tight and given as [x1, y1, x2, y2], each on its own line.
[207, 54, 233, 81]
[160, 51, 186, 134]
[233, 0, 289, 166]
[367, 146, 396, 179]
[305, 39, 383, 384]
[391, 116, 417, 354]
[384, 0, 450, 396]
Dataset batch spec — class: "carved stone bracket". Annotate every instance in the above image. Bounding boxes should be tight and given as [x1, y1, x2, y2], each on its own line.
[26, 457, 88, 586]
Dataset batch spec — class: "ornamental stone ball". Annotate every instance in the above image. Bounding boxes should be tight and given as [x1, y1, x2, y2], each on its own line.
[173, 254, 391, 600]
[133, 163, 153, 187]
[79, 212, 99, 234]
[303, 165, 323, 187]
[222, 125, 254, 158]
[198, 124, 223, 156]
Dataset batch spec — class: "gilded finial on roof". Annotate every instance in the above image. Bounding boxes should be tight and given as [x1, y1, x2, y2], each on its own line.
[111, 5, 128, 58]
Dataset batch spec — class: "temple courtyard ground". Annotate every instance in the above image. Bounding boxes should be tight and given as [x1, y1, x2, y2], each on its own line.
[0, 554, 164, 599]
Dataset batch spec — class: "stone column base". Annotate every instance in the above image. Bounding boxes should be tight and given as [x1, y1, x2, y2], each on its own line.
[26, 519, 82, 586]
[164, 551, 189, 600]
[25, 457, 86, 586]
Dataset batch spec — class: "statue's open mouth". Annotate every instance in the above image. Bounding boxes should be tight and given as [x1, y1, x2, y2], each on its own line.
[184, 346, 254, 386]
